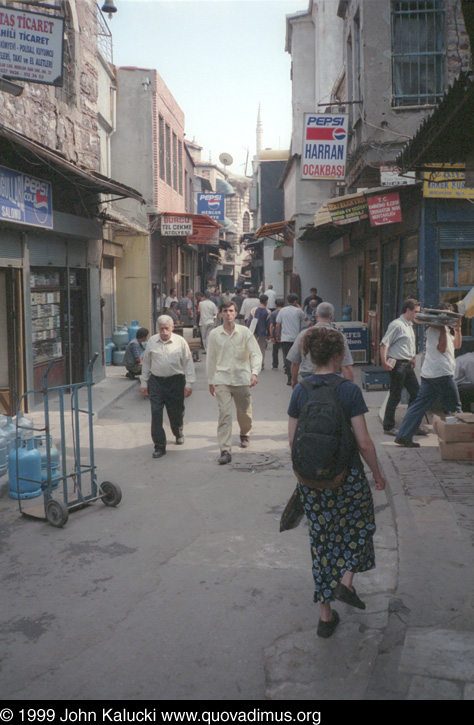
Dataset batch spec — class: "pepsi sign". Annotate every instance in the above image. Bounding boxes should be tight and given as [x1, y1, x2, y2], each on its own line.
[197, 193, 224, 221]
[0, 165, 53, 228]
[302, 113, 349, 181]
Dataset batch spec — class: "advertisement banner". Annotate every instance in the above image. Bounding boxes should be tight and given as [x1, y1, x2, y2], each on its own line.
[367, 192, 402, 226]
[0, 165, 53, 229]
[161, 215, 193, 236]
[302, 113, 348, 180]
[197, 193, 224, 221]
[380, 166, 416, 186]
[327, 196, 368, 225]
[0, 8, 64, 85]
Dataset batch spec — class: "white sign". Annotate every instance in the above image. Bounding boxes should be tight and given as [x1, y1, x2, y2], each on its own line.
[161, 216, 193, 236]
[380, 166, 416, 186]
[0, 8, 64, 85]
[302, 113, 349, 180]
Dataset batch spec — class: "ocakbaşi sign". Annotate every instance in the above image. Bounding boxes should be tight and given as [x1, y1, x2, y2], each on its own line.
[0, 7, 64, 85]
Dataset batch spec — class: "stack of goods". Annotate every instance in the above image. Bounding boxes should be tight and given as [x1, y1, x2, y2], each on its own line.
[433, 414, 474, 460]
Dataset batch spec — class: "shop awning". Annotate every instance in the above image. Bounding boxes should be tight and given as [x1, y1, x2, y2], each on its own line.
[0, 123, 145, 203]
[397, 72, 474, 173]
[253, 220, 293, 239]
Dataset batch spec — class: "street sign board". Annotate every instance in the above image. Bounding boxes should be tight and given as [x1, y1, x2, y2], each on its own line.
[302, 113, 348, 180]
[0, 8, 64, 86]
[367, 192, 402, 226]
[161, 215, 193, 236]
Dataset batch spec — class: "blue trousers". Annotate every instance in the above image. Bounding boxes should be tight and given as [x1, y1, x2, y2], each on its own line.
[397, 375, 461, 441]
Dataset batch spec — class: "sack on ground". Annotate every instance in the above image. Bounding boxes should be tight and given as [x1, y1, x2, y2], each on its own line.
[291, 377, 355, 490]
[280, 487, 304, 531]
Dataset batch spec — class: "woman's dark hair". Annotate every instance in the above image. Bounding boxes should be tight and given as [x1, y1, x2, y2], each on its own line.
[302, 326, 345, 366]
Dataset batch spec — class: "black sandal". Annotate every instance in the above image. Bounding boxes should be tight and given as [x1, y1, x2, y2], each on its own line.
[317, 610, 340, 638]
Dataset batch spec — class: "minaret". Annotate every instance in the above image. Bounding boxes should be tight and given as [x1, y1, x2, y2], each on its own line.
[256, 104, 263, 157]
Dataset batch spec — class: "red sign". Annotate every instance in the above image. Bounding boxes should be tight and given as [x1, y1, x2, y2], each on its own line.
[367, 193, 402, 226]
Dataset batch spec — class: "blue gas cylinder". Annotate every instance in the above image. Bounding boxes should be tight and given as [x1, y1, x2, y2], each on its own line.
[112, 325, 129, 348]
[113, 348, 126, 365]
[128, 320, 141, 342]
[105, 338, 115, 365]
[0, 427, 8, 478]
[2, 416, 16, 454]
[8, 439, 42, 500]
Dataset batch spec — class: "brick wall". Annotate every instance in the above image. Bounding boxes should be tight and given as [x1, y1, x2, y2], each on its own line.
[153, 70, 186, 213]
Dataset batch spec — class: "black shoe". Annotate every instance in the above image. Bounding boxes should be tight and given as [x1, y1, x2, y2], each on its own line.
[395, 437, 420, 448]
[317, 610, 340, 639]
[334, 583, 366, 610]
[218, 450, 232, 465]
[152, 447, 166, 459]
[240, 435, 250, 448]
[125, 372, 136, 380]
[176, 436, 184, 445]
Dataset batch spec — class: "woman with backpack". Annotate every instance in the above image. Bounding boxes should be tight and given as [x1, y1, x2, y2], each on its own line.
[287, 326, 386, 639]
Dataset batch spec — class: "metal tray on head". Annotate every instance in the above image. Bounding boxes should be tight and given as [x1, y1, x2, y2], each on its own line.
[415, 308, 463, 326]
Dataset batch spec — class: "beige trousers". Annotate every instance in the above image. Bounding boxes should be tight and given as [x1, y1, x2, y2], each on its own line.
[215, 384, 253, 453]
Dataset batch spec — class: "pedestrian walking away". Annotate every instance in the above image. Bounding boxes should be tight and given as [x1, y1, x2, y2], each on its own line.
[396, 302, 463, 448]
[124, 327, 149, 380]
[177, 289, 194, 327]
[276, 293, 307, 385]
[247, 294, 270, 368]
[380, 299, 423, 436]
[199, 290, 218, 352]
[287, 301, 354, 386]
[140, 315, 195, 458]
[268, 297, 285, 370]
[206, 301, 262, 464]
[264, 284, 277, 311]
[287, 326, 386, 638]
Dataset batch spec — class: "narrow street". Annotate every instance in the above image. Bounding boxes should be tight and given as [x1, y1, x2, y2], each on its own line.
[1, 353, 394, 701]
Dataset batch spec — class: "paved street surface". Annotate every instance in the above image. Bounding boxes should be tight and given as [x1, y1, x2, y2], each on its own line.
[1, 348, 474, 701]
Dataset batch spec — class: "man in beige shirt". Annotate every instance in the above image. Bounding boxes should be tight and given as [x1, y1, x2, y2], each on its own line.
[207, 301, 262, 464]
[141, 316, 195, 458]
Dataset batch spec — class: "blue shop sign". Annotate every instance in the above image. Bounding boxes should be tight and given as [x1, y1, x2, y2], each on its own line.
[0, 165, 53, 229]
[197, 193, 224, 221]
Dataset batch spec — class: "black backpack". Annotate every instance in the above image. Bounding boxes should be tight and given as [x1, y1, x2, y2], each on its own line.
[291, 376, 356, 490]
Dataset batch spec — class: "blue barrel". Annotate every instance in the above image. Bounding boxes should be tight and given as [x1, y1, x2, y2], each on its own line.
[105, 338, 115, 365]
[0, 427, 8, 478]
[8, 439, 42, 500]
[342, 305, 352, 321]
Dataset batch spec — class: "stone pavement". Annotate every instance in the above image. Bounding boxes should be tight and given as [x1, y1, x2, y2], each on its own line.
[1, 354, 474, 700]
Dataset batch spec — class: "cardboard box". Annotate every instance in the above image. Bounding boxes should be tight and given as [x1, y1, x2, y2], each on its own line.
[433, 414, 474, 443]
[438, 439, 474, 461]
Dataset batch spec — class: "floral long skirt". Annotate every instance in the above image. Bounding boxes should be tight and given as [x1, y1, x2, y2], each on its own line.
[297, 467, 376, 603]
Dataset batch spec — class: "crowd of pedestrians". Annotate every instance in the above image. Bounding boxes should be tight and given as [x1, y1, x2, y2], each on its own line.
[135, 282, 467, 641]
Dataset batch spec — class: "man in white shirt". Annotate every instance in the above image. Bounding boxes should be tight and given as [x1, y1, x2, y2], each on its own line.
[207, 301, 262, 464]
[239, 288, 259, 322]
[198, 290, 218, 351]
[141, 316, 195, 458]
[380, 299, 421, 435]
[276, 294, 306, 385]
[264, 284, 277, 311]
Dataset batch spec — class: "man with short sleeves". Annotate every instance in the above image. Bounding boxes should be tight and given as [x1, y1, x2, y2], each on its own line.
[199, 290, 218, 351]
[287, 302, 354, 386]
[264, 284, 277, 311]
[380, 299, 422, 436]
[207, 301, 262, 464]
[276, 294, 306, 385]
[141, 316, 195, 458]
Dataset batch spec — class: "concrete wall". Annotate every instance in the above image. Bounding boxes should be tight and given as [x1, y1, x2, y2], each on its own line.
[115, 234, 152, 332]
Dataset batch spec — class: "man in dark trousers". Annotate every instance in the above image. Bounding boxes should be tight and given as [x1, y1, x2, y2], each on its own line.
[379, 298, 425, 436]
[140, 315, 195, 458]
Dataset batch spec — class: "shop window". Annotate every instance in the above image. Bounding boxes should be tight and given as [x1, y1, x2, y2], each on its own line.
[391, 0, 444, 107]
[159, 116, 165, 181]
[172, 132, 178, 191]
[400, 234, 419, 302]
[166, 125, 171, 187]
[440, 248, 474, 335]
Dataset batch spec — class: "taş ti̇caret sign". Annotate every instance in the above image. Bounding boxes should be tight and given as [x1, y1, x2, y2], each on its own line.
[0, 7, 64, 85]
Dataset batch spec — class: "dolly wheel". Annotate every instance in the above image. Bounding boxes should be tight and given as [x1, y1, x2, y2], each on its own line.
[45, 499, 69, 528]
[100, 481, 122, 507]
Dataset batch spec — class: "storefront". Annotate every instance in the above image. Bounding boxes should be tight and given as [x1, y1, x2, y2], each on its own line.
[0, 125, 143, 415]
